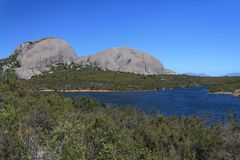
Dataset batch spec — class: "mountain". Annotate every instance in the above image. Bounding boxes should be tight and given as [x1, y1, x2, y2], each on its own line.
[8, 38, 78, 79]
[1, 38, 174, 79]
[184, 72, 210, 77]
[164, 69, 176, 75]
[79, 47, 167, 75]
[225, 72, 240, 76]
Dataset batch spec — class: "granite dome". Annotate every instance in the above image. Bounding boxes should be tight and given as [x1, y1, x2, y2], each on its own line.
[13, 38, 77, 79]
[79, 47, 166, 75]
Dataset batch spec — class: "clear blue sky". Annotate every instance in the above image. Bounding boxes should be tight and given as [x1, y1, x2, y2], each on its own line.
[0, 0, 239, 75]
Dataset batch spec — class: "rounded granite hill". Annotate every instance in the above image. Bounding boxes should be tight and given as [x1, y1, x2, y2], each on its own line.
[12, 38, 77, 79]
[4, 38, 174, 79]
[79, 47, 166, 75]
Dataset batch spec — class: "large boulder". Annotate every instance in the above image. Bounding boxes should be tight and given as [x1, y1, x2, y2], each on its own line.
[15, 68, 42, 80]
[79, 47, 166, 75]
[12, 38, 77, 79]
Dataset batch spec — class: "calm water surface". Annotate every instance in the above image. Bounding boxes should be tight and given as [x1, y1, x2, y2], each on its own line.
[62, 88, 240, 122]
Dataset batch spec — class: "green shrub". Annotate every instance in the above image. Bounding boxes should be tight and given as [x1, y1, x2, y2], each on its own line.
[0, 70, 240, 159]
[73, 96, 102, 112]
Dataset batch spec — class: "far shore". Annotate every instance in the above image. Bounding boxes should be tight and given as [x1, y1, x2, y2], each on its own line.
[40, 88, 240, 96]
[40, 89, 158, 93]
[40, 89, 116, 93]
[209, 91, 240, 97]
[209, 91, 234, 95]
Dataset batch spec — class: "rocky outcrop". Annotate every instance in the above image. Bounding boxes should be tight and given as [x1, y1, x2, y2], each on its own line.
[15, 68, 42, 80]
[2, 38, 174, 79]
[12, 38, 77, 79]
[235, 89, 240, 96]
[79, 47, 166, 75]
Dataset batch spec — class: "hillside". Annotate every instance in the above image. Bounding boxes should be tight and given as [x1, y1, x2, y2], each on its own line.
[226, 72, 240, 76]
[23, 64, 240, 94]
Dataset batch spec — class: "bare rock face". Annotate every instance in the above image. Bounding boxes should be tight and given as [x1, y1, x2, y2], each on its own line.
[13, 38, 77, 79]
[4, 38, 174, 79]
[235, 89, 240, 96]
[79, 47, 166, 75]
[15, 68, 42, 80]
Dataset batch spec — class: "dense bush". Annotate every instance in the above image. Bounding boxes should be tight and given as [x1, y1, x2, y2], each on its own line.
[0, 70, 240, 159]
[73, 96, 102, 112]
[26, 64, 240, 93]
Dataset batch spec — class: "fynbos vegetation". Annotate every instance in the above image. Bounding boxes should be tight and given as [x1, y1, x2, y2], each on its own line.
[0, 70, 240, 159]
[27, 64, 240, 94]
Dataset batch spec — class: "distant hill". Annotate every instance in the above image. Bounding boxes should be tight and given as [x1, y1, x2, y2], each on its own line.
[225, 72, 240, 76]
[184, 73, 210, 77]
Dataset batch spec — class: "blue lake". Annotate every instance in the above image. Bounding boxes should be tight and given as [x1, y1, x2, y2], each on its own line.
[62, 87, 240, 122]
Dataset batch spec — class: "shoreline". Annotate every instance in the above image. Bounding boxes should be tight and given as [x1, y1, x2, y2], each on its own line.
[40, 89, 115, 93]
[209, 91, 234, 95]
[209, 90, 240, 97]
[40, 88, 240, 97]
[40, 89, 158, 93]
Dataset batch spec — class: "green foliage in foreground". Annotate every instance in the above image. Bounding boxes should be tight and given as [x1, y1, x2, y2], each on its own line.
[25, 64, 240, 92]
[1, 70, 240, 159]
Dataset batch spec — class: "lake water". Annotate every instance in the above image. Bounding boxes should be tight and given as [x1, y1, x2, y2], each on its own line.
[62, 87, 240, 122]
